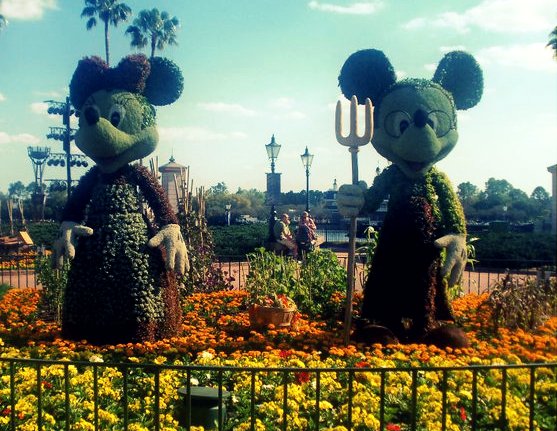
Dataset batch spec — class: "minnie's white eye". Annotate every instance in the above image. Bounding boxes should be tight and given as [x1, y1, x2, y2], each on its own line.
[109, 104, 126, 127]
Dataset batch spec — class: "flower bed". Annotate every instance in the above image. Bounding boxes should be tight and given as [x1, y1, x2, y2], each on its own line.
[0, 289, 556, 430]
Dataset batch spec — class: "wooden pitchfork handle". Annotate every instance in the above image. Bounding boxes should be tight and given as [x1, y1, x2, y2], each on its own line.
[335, 95, 374, 345]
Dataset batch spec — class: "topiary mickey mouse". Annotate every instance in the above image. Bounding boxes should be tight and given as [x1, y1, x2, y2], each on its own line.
[54, 54, 189, 344]
[336, 49, 483, 348]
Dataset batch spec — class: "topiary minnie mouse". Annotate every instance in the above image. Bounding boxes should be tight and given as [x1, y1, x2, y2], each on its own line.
[336, 49, 483, 347]
[54, 54, 188, 344]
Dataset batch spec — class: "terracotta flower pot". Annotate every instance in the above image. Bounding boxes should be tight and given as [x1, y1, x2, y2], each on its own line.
[248, 304, 296, 330]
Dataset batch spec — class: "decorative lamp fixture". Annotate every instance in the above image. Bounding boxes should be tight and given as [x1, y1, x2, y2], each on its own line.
[265, 134, 281, 173]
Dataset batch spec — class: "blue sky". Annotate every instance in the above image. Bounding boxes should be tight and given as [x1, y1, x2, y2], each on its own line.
[0, 0, 556, 196]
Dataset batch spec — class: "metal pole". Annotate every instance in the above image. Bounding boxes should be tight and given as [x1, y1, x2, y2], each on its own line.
[305, 166, 310, 212]
[64, 97, 72, 199]
[343, 148, 359, 345]
[335, 96, 373, 346]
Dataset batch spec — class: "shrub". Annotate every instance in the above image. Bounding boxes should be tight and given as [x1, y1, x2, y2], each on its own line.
[210, 224, 268, 256]
[0, 283, 10, 299]
[473, 232, 556, 268]
[245, 248, 348, 324]
[27, 221, 60, 249]
[244, 247, 299, 303]
[36, 255, 69, 323]
[178, 211, 233, 296]
[298, 249, 347, 321]
[484, 271, 557, 331]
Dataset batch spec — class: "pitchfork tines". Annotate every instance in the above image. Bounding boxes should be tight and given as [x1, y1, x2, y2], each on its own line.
[335, 95, 374, 149]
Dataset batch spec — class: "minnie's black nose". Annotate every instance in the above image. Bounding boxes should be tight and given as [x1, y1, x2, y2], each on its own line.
[84, 106, 100, 125]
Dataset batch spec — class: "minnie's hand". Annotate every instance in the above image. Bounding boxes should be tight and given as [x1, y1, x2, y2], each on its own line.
[53, 221, 94, 268]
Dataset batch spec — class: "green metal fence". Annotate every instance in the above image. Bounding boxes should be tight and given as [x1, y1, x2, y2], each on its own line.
[1, 357, 555, 430]
[1, 249, 555, 294]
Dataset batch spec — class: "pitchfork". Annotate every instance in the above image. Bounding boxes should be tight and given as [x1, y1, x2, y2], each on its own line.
[335, 95, 373, 345]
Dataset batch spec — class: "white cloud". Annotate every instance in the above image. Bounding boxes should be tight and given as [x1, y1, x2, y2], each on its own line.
[198, 102, 257, 117]
[0, 131, 40, 145]
[159, 126, 247, 143]
[308, 1, 384, 15]
[269, 97, 295, 110]
[30, 102, 49, 115]
[476, 43, 557, 72]
[0, 93, 6, 102]
[35, 89, 66, 99]
[402, 0, 554, 34]
[0, 0, 57, 21]
[439, 45, 467, 54]
[281, 111, 307, 120]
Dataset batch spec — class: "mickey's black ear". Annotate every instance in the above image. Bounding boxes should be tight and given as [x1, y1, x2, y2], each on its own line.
[338, 49, 396, 105]
[433, 51, 483, 110]
[144, 57, 184, 106]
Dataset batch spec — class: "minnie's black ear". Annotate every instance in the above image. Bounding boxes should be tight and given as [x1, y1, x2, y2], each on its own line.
[433, 51, 483, 110]
[338, 49, 396, 105]
[69, 56, 109, 109]
[144, 57, 184, 106]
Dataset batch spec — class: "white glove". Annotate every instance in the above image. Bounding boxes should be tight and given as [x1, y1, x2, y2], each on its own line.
[148, 224, 189, 275]
[336, 181, 367, 218]
[53, 221, 94, 269]
[434, 234, 467, 286]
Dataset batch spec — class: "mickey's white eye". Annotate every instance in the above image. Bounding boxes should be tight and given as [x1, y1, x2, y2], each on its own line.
[427, 110, 454, 137]
[108, 104, 126, 128]
[384, 111, 412, 138]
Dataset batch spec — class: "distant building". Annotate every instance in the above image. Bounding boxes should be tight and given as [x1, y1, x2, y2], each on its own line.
[158, 156, 186, 214]
[323, 179, 340, 223]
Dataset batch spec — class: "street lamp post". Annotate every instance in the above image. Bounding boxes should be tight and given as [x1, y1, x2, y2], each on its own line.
[225, 204, 231, 226]
[300, 146, 314, 212]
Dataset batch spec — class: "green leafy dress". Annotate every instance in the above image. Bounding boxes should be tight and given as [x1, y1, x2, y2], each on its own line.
[61, 165, 181, 344]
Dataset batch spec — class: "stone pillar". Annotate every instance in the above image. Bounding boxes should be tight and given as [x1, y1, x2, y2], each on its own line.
[548, 164, 557, 235]
[159, 156, 186, 214]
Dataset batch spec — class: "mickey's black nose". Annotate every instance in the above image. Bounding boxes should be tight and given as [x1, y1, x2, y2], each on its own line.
[413, 109, 428, 128]
[84, 106, 100, 126]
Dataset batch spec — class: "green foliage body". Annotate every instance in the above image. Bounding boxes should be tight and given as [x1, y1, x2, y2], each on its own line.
[63, 179, 169, 343]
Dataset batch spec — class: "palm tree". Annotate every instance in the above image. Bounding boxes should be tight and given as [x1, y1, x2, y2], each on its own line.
[81, 0, 132, 65]
[548, 25, 557, 60]
[0, 14, 7, 33]
[125, 8, 180, 59]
